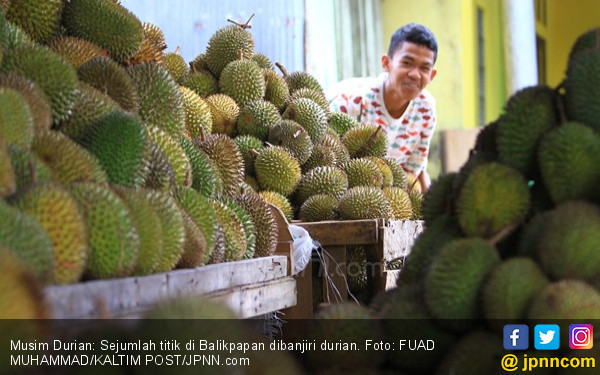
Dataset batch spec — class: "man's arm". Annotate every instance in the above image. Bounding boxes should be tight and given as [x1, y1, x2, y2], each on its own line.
[418, 169, 431, 192]
[407, 92, 436, 192]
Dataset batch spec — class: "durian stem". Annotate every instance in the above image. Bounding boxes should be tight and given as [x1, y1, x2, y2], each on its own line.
[251, 149, 261, 157]
[175, 46, 181, 55]
[408, 171, 420, 194]
[488, 222, 519, 247]
[243, 14, 255, 29]
[237, 49, 244, 60]
[198, 125, 206, 142]
[355, 125, 383, 157]
[227, 14, 255, 29]
[555, 82, 568, 123]
[596, 29, 600, 50]
[275, 62, 289, 77]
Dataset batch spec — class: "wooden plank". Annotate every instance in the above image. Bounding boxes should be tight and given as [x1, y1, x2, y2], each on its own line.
[208, 277, 297, 318]
[296, 219, 379, 246]
[440, 128, 479, 173]
[167, 256, 288, 297]
[280, 261, 314, 340]
[364, 243, 385, 302]
[321, 245, 348, 303]
[45, 256, 289, 319]
[44, 275, 159, 319]
[270, 204, 294, 275]
[282, 261, 313, 319]
[381, 220, 425, 260]
[361, 220, 424, 300]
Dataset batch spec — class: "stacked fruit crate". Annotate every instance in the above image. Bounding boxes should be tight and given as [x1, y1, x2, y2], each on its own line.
[294, 218, 423, 306]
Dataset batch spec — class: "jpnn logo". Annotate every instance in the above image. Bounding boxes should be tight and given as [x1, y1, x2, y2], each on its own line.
[534, 324, 560, 350]
[504, 324, 529, 350]
[570, 325, 593, 349]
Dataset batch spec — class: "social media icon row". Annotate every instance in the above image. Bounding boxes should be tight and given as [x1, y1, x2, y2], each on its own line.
[503, 324, 593, 350]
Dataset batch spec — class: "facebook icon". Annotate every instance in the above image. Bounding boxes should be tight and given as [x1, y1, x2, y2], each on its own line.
[504, 324, 529, 350]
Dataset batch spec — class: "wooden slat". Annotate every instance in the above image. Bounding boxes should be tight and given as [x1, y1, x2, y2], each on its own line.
[295, 219, 379, 246]
[283, 261, 313, 319]
[208, 277, 297, 318]
[321, 245, 348, 303]
[45, 256, 289, 319]
[364, 243, 385, 302]
[440, 128, 479, 173]
[270, 204, 294, 275]
[165, 257, 288, 296]
[289, 219, 424, 306]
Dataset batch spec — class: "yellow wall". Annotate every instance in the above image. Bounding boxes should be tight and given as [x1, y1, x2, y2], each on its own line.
[460, 0, 506, 127]
[462, 0, 477, 129]
[476, 0, 505, 123]
[544, 0, 599, 87]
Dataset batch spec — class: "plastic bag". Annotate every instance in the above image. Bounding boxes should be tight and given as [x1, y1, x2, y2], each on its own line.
[289, 224, 315, 275]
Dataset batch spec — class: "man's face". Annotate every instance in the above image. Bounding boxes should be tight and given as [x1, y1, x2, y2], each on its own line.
[382, 41, 437, 101]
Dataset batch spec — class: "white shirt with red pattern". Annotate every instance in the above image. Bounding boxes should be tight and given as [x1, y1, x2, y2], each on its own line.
[328, 73, 436, 176]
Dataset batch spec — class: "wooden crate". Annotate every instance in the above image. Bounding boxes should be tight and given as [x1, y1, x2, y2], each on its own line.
[295, 219, 424, 304]
[270, 205, 315, 320]
[44, 206, 298, 320]
[44, 256, 296, 319]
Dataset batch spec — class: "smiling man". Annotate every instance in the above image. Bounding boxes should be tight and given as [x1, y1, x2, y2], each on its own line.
[329, 23, 438, 191]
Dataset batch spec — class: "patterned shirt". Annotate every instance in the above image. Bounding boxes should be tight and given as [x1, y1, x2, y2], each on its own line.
[328, 73, 436, 176]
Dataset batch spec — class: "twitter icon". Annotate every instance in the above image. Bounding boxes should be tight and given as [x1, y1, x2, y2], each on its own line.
[535, 324, 560, 350]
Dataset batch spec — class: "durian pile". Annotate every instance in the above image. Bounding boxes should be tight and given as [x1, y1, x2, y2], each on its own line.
[0, 0, 418, 315]
[360, 28, 600, 374]
[0, 1, 294, 303]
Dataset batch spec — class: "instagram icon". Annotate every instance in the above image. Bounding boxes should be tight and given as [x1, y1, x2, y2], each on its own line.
[569, 325, 593, 349]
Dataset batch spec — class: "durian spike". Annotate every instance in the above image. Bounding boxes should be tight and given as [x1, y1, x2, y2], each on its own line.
[227, 14, 255, 29]
[275, 62, 289, 77]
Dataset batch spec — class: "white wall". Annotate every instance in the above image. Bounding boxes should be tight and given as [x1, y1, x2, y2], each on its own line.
[119, 0, 305, 72]
[305, 0, 339, 92]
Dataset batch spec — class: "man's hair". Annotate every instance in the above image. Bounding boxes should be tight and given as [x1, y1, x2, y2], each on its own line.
[388, 23, 438, 63]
